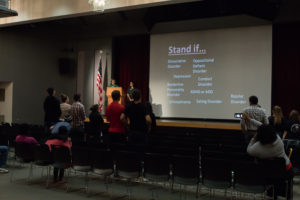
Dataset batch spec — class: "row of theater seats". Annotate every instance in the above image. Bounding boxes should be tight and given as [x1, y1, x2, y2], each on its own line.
[3, 122, 300, 176]
[12, 141, 292, 199]
[149, 126, 247, 151]
[1, 123, 247, 155]
[1, 123, 45, 146]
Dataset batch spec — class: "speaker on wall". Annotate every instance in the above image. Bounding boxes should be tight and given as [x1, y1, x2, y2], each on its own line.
[58, 58, 76, 75]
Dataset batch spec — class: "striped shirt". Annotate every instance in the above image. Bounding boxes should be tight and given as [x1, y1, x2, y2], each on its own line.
[70, 102, 86, 127]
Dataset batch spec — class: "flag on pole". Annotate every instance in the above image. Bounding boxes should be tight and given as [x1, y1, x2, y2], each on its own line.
[96, 56, 104, 111]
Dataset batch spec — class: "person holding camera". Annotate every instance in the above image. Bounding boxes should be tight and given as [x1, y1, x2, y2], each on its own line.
[241, 95, 268, 143]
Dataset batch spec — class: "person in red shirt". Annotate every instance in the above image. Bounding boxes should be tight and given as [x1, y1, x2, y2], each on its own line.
[105, 90, 126, 143]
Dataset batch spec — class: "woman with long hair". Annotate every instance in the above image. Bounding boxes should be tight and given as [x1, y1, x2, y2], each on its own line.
[268, 106, 286, 137]
[283, 109, 300, 139]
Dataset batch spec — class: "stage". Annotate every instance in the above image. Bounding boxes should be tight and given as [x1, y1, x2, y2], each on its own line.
[156, 119, 241, 130]
[102, 118, 241, 130]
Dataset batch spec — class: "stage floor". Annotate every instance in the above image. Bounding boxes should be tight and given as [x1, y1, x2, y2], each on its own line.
[156, 119, 241, 130]
[102, 118, 241, 130]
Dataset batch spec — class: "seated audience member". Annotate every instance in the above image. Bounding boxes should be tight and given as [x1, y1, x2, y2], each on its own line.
[45, 126, 71, 183]
[247, 125, 291, 169]
[60, 94, 71, 121]
[87, 104, 104, 142]
[283, 109, 300, 140]
[247, 125, 293, 200]
[51, 115, 72, 134]
[121, 89, 152, 144]
[105, 90, 126, 143]
[0, 126, 9, 173]
[268, 106, 287, 138]
[145, 102, 156, 133]
[16, 124, 38, 144]
[241, 95, 268, 143]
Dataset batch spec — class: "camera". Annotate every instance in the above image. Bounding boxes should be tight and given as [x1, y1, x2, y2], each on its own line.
[234, 113, 243, 119]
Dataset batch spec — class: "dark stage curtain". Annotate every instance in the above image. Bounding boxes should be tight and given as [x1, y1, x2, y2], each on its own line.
[114, 35, 150, 104]
[273, 23, 300, 117]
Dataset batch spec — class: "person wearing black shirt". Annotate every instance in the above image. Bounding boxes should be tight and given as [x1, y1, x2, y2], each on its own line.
[87, 104, 104, 142]
[283, 109, 300, 140]
[44, 88, 61, 133]
[268, 106, 287, 138]
[126, 81, 135, 103]
[145, 102, 156, 133]
[121, 89, 152, 144]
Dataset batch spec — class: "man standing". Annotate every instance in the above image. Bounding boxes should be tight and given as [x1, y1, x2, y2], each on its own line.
[106, 90, 125, 143]
[70, 94, 86, 142]
[70, 94, 86, 129]
[241, 95, 268, 143]
[121, 89, 152, 144]
[44, 88, 61, 133]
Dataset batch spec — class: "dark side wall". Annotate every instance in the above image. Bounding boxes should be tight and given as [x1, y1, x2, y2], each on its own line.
[0, 30, 77, 124]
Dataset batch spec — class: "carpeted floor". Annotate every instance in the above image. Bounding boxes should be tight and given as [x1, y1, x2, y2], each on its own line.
[0, 162, 299, 200]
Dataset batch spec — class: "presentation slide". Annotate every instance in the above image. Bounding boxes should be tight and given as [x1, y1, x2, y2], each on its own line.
[149, 25, 272, 120]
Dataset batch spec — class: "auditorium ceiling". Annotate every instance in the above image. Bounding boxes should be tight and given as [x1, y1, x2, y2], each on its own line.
[0, 0, 299, 37]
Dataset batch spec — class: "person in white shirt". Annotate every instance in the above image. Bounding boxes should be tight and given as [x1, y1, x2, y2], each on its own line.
[241, 95, 268, 143]
[247, 124, 293, 200]
[60, 94, 71, 121]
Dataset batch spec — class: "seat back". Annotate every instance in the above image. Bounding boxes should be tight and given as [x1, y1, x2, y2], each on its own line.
[91, 148, 114, 176]
[201, 158, 232, 188]
[71, 146, 91, 166]
[115, 150, 141, 177]
[284, 140, 300, 173]
[172, 154, 199, 185]
[91, 148, 114, 170]
[51, 145, 71, 168]
[15, 142, 35, 162]
[144, 152, 170, 177]
[34, 144, 52, 164]
[233, 160, 266, 192]
[258, 157, 287, 182]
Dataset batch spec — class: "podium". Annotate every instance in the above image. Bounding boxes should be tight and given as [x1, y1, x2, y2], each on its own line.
[106, 87, 123, 105]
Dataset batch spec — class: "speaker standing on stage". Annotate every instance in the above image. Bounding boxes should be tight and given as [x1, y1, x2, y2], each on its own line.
[127, 81, 135, 102]
[108, 79, 119, 87]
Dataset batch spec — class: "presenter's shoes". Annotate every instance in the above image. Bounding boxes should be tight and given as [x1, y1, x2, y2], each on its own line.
[0, 168, 9, 173]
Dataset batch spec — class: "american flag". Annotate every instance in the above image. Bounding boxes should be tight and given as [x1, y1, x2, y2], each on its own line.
[96, 56, 104, 111]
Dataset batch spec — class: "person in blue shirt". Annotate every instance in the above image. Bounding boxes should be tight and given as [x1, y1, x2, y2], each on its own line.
[51, 115, 72, 134]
